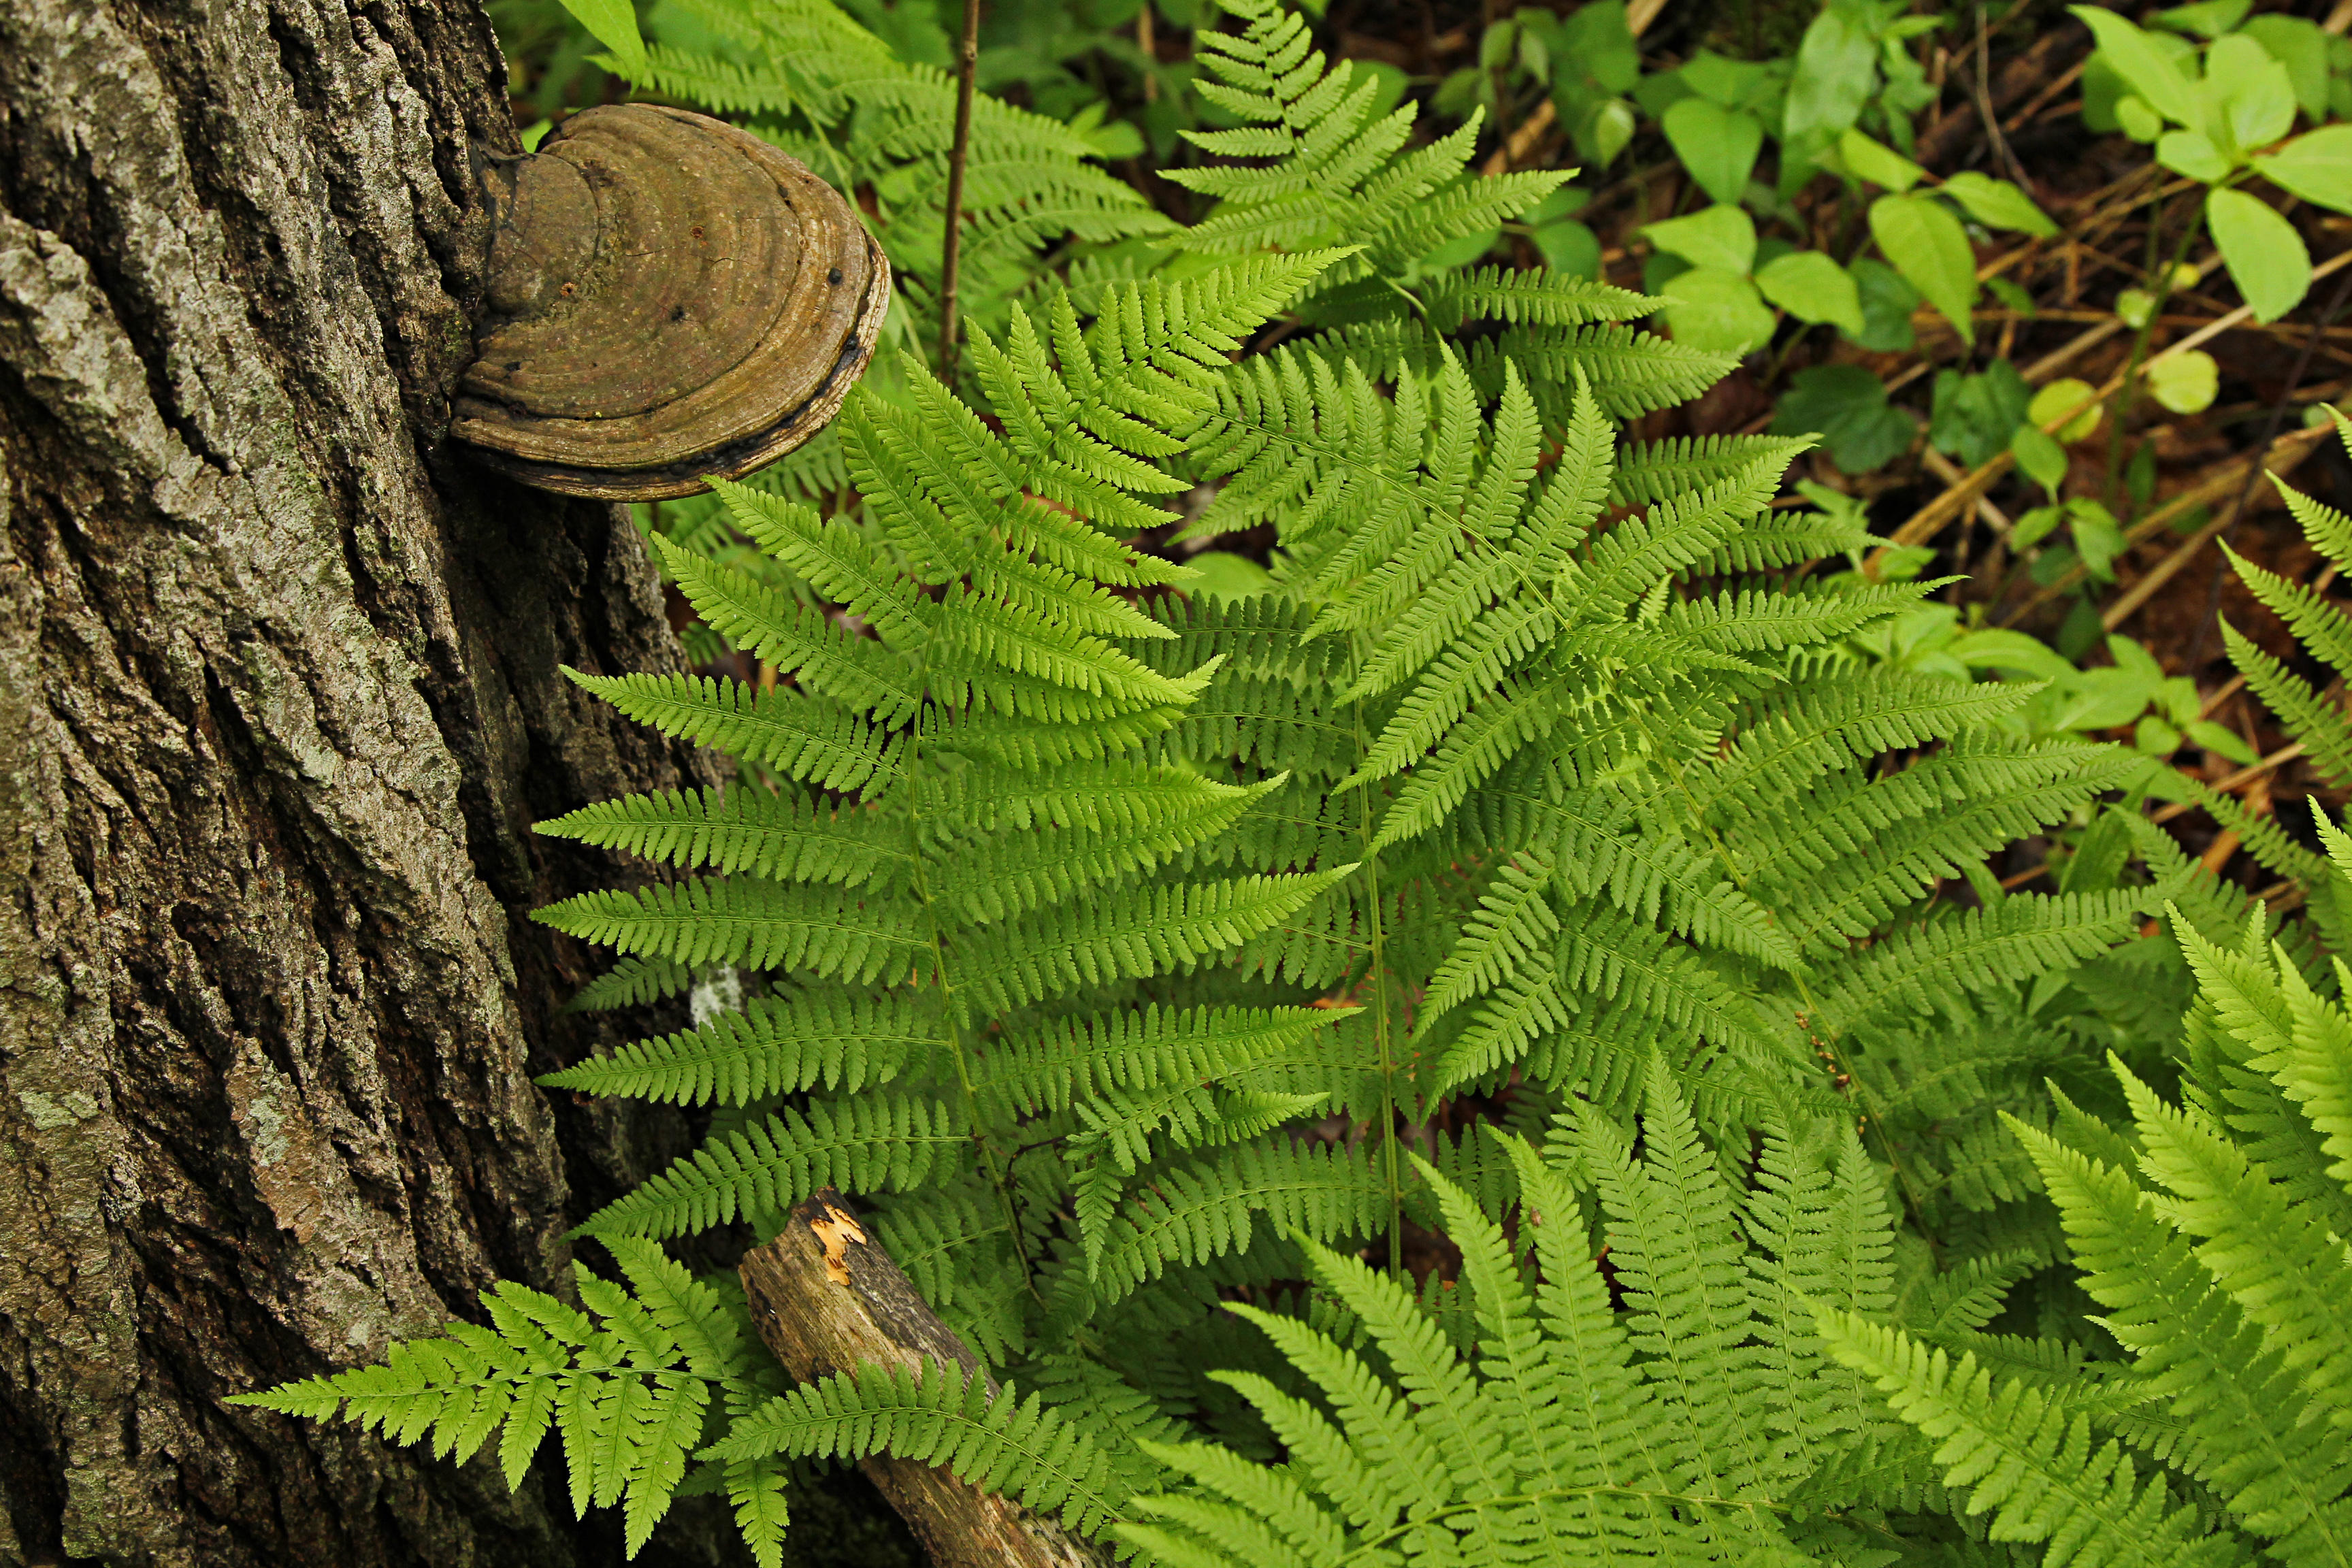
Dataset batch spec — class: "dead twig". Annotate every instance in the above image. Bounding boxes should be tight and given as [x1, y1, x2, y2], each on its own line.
[2151, 743, 2304, 826]
[937, 0, 981, 382]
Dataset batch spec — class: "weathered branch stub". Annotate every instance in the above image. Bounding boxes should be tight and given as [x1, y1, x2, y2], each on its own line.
[738, 1192, 1113, 1568]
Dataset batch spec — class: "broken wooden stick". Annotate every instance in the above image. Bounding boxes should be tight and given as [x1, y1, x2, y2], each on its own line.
[738, 1191, 1112, 1568]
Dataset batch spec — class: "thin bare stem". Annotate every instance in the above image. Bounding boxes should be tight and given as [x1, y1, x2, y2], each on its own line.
[938, 0, 981, 383]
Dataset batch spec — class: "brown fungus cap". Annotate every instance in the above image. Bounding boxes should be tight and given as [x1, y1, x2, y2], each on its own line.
[455, 104, 890, 501]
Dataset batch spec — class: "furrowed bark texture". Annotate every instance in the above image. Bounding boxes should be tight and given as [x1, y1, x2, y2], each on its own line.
[0, 1, 727, 1563]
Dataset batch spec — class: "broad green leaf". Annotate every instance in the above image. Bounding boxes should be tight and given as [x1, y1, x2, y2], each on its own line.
[1531, 218, 1603, 278]
[2117, 95, 2166, 142]
[1850, 258, 1920, 352]
[1588, 98, 1637, 166]
[1869, 194, 1976, 345]
[1663, 99, 1765, 205]
[2206, 186, 2311, 321]
[1186, 553, 1276, 599]
[1942, 172, 2057, 237]
[1949, 626, 2075, 680]
[2012, 424, 2069, 496]
[1680, 49, 1778, 110]
[1784, 7, 1876, 144]
[1771, 363, 1914, 472]
[2241, 15, 2332, 119]
[2153, 0, 2249, 37]
[1657, 267, 1777, 354]
[2029, 378, 2102, 443]
[2010, 506, 2065, 552]
[1930, 360, 2032, 468]
[1639, 203, 1757, 275]
[1755, 250, 1865, 337]
[2145, 350, 2217, 415]
[2136, 715, 2183, 754]
[1839, 129, 1924, 192]
[2156, 130, 2230, 182]
[2254, 125, 2352, 216]
[2185, 719, 2259, 764]
[558, 0, 649, 74]
[2072, 4, 2205, 133]
[2203, 33, 2296, 153]
[2071, 502, 2125, 580]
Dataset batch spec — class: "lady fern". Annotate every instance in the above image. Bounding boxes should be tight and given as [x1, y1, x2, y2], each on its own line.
[233, 2, 2184, 1560]
[1118, 1062, 1923, 1567]
[1825, 825, 2352, 1567]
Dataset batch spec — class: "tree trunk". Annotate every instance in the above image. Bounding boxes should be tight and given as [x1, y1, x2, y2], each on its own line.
[0, 2, 740, 1563]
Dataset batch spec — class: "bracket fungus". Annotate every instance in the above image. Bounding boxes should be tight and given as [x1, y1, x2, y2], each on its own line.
[455, 104, 890, 500]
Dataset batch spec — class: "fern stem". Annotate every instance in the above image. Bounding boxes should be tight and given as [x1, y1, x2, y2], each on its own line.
[902, 708, 1039, 1303]
[1350, 687, 1407, 1278]
[1622, 681, 1937, 1235]
[937, 0, 981, 383]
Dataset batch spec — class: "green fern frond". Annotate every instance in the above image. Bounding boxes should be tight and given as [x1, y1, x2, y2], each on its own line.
[1818, 1313, 2238, 1568]
[946, 869, 1354, 1019]
[533, 877, 928, 982]
[540, 993, 942, 1106]
[706, 1360, 1137, 1537]
[575, 1094, 968, 1240]
[560, 670, 904, 796]
[537, 785, 912, 887]
[566, 955, 694, 1013]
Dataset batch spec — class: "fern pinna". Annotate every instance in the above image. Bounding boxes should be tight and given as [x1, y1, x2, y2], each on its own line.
[1810, 427, 2352, 1568]
[1824, 819, 2352, 1568]
[231, 1, 2183, 1561]
[1120, 1062, 1923, 1567]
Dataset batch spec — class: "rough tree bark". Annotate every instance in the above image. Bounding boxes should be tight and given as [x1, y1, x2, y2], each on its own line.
[0, 2, 796, 1563]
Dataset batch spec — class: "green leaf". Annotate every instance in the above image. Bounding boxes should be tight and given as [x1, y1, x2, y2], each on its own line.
[1849, 258, 1920, 351]
[2072, 500, 2126, 581]
[1784, 6, 1877, 144]
[2072, 4, 2205, 133]
[1931, 360, 2033, 469]
[2013, 425, 2070, 497]
[2136, 715, 2183, 754]
[2254, 125, 2352, 216]
[1838, 129, 1925, 192]
[1942, 172, 2058, 237]
[558, 0, 649, 74]
[1679, 48, 1778, 111]
[1186, 553, 1276, 600]
[1639, 203, 1757, 275]
[1771, 365, 1916, 474]
[1869, 194, 1977, 345]
[2030, 378, 2104, 444]
[1657, 267, 1777, 355]
[2185, 719, 2259, 764]
[2153, 0, 2249, 37]
[2146, 350, 2218, 415]
[2241, 15, 2332, 120]
[2204, 34, 2296, 154]
[1754, 250, 1865, 337]
[2157, 130, 2232, 183]
[2010, 505, 2064, 553]
[2207, 187, 2311, 322]
[1662, 99, 1764, 205]
[2117, 95, 2168, 142]
[1530, 218, 1602, 278]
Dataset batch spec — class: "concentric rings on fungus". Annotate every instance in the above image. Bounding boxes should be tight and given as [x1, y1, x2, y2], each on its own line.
[455, 103, 890, 501]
